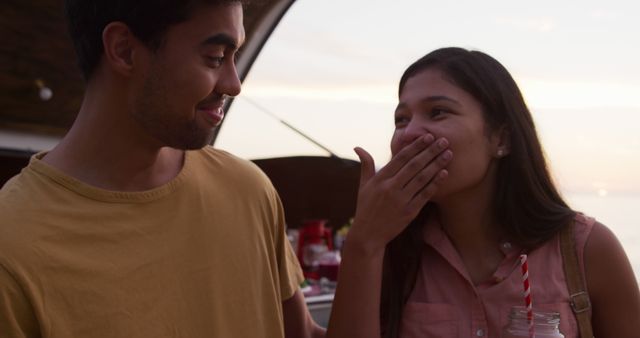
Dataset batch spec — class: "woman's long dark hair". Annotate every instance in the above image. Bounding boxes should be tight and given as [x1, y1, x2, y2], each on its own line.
[380, 47, 576, 338]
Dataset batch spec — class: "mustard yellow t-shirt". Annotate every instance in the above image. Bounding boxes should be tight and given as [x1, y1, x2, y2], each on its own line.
[0, 147, 304, 338]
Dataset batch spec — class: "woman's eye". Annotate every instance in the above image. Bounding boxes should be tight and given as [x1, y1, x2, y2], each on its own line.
[394, 116, 410, 127]
[430, 108, 449, 118]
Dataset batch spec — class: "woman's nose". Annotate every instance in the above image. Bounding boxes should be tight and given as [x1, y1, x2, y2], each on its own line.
[400, 120, 429, 145]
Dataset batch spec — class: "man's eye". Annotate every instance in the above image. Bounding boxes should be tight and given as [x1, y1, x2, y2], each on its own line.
[206, 56, 224, 68]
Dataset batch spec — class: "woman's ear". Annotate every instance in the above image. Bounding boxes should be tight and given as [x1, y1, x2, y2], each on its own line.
[493, 125, 511, 158]
[101, 22, 136, 76]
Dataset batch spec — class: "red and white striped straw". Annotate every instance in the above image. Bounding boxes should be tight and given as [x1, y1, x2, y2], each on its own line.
[520, 254, 535, 338]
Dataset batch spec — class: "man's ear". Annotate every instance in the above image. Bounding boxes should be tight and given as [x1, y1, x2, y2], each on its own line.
[493, 124, 511, 158]
[102, 22, 137, 76]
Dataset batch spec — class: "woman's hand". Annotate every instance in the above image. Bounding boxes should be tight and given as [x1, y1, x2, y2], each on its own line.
[327, 135, 450, 338]
[348, 134, 452, 254]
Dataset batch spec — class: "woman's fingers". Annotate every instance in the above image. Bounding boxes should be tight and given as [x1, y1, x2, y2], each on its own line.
[407, 168, 448, 212]
[377, 134, 435, 179]
[392, 137, 449, 189]
[354, 147, 375, 187]
[403, 149, 452, 198]
[349, 137, 452, 249]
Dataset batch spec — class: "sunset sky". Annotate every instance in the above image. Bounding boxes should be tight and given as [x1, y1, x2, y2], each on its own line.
[217, 0, 640, 195]
[215, 0, 640, 274]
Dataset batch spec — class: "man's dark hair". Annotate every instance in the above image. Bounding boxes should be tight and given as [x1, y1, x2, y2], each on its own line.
[64, 0, 246, 81]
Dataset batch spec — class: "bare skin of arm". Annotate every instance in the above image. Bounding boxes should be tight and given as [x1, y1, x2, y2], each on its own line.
[326, 134, 452, 338]
[585, 222, 640, 337]
[283, 290, 327, 338]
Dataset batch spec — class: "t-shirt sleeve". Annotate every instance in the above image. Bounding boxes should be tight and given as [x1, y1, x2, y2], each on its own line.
[0, 263, 40, 338]
[280, 235, 305, 300]
[270, 189, 304, 301]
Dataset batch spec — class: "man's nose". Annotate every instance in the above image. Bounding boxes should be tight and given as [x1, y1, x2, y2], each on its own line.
[217, 63, 242, 97]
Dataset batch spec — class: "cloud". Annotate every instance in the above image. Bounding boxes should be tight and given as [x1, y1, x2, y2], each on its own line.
[495, 16, 556, 32]
[241, 83, 397, 104]
[520, 79, 640, 110]
[588, 9, 621, 20]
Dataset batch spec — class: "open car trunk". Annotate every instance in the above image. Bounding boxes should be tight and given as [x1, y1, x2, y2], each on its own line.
[0, 0, 358, 230]
[2, 0, 358, 327]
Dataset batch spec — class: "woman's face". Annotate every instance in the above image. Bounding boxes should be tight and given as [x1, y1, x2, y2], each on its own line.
[391, 68, 504, 202]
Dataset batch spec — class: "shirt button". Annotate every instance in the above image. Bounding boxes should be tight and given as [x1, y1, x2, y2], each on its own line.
[476, 329, 485, 336]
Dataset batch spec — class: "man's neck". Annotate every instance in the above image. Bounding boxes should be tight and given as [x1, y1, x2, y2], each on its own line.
[42, 83, 186, 192]
[44, 140, 185, 192]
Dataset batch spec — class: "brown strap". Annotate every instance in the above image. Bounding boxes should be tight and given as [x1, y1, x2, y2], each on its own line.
[560, 221, 594, 338]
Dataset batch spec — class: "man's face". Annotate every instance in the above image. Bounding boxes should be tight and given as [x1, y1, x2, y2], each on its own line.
[131, 3, 245, 150]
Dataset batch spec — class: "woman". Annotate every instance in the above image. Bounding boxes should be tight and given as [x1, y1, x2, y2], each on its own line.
[327, 47, 640, 338]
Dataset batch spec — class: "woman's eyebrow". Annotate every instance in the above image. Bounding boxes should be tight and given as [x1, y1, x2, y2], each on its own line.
[395, 95, 462, 113]
[421, 95, 461, 106]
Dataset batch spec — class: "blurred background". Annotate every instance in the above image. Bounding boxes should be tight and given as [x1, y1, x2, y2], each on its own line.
[2, 0, 637, 327]
[216, 0, 640, 279]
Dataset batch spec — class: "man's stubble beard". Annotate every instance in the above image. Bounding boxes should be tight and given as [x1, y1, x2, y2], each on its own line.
[132, 70, 215, 150]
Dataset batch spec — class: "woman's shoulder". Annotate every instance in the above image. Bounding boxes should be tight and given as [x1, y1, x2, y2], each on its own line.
[575, 213, 620, 258]
[582, 215, 628, 273]
[573, 212, 596, 230]
[581, 214, 640, 336]
[572, 213, 597, 249]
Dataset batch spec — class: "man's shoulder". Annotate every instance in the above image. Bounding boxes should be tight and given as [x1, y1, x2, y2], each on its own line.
[0, 173, 40, 260]
[0, 165, 63, 237]
[196, 146, 251, 164]
[191, 147, 276, 196]
[193, 147, 267, 179]
[0, 172, 35, 218]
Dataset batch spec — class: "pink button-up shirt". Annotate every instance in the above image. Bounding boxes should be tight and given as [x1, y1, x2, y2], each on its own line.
[400, 214, 595, 338]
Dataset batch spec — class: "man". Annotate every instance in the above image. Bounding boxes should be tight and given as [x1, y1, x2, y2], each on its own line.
[0, 1, 324, 337]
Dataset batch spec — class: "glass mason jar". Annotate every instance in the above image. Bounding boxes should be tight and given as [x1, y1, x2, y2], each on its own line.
[502, 306, 565, 338]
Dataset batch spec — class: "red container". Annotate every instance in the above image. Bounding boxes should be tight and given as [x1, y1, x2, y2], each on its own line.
[297, 220, 333, 278]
